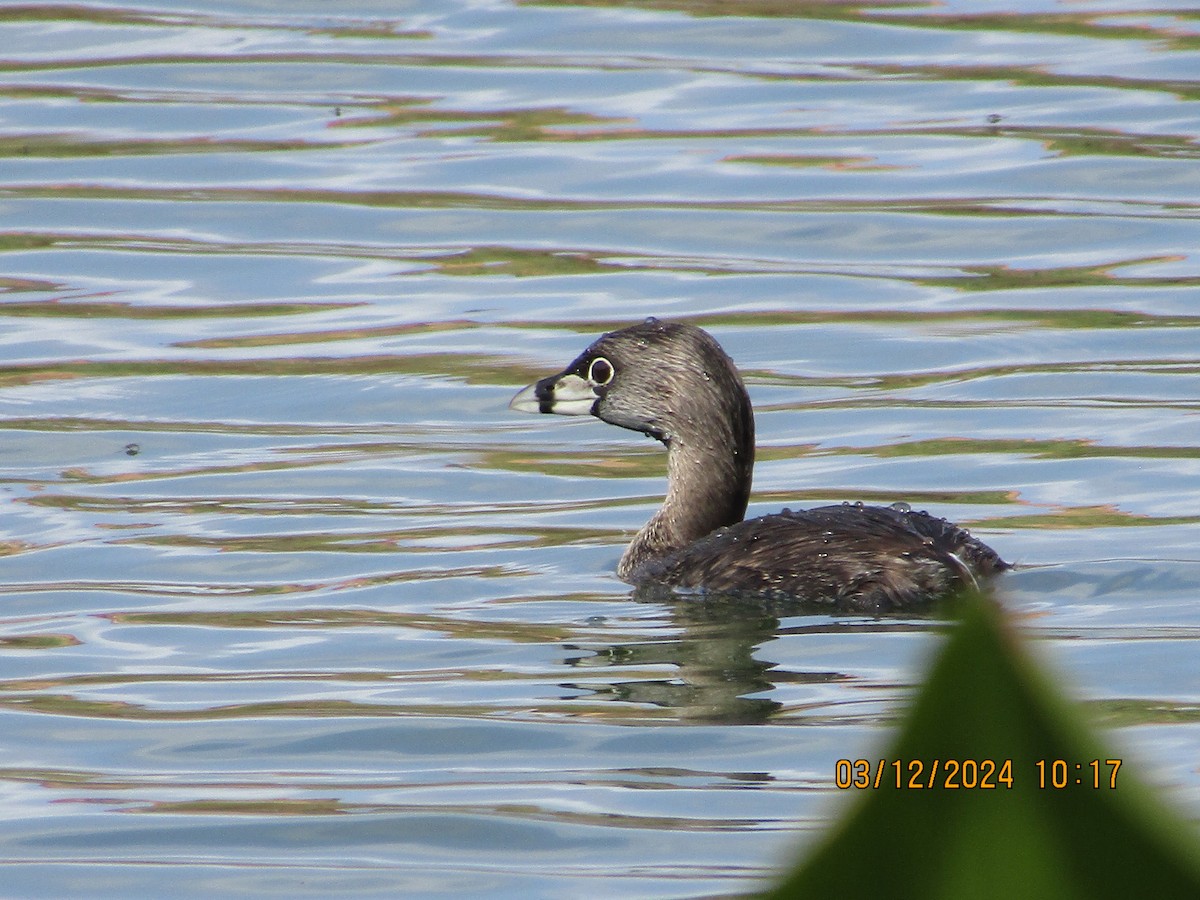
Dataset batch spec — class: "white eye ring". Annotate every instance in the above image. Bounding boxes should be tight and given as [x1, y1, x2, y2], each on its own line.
[588, 356, 614, 385]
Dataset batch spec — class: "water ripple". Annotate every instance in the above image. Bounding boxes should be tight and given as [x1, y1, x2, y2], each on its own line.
[2, 1, 1200, 895]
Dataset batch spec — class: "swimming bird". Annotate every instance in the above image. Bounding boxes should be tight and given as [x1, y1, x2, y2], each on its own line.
[510, 318, 1008, 611]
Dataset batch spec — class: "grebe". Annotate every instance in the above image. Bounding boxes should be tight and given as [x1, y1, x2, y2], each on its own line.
[510, 318, 1007, 611]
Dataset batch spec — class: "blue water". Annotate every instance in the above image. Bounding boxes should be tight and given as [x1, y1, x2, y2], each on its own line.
[2, 1, 1200, 895]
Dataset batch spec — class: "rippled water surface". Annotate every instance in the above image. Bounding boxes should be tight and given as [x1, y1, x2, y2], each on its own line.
[3, 1, 1200, 895]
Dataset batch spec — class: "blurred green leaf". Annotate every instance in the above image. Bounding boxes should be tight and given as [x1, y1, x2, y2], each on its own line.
[766, 594, 1200, 899]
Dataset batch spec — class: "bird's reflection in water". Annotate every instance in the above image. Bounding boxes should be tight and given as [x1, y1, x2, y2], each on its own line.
[562, 588, 954, 725]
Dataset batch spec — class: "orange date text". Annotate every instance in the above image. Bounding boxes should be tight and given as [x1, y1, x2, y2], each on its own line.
[835, 758, 1014, 790]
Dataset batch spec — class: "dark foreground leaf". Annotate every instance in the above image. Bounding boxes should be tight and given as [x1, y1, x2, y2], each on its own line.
[766, 593, 1200, 899]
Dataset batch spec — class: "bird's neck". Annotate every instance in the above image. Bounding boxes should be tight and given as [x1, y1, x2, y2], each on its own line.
[617, 406, 754, 581]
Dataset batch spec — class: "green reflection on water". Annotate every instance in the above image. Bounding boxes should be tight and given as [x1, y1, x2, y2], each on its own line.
[526, 0, 1200, 54]
[0, 134, 376, 159]
[0, 633, 81, 650]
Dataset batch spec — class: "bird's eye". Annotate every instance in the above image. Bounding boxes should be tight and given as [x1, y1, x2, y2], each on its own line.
[588, 357, 614, 385]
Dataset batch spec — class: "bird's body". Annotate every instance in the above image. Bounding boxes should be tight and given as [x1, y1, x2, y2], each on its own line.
[511, 318, 1007, 611]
